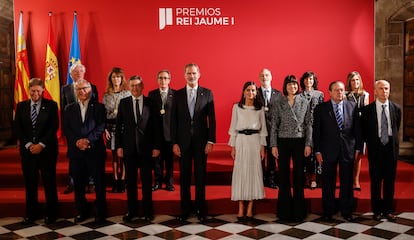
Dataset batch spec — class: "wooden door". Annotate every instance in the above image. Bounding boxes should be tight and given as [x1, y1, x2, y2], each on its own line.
[0, 16, 15, 145]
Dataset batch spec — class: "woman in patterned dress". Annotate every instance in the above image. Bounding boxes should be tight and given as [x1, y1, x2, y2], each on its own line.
[103, 67, 131, 193]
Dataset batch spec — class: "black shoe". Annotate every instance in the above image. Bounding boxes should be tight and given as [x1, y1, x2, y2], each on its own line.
[385, 213, 397, 222]
[322, 215, 333, 222]
[74, 214, 88, 223]
[166, 185, 175, 191]
[343, 215, 354, 222]
[44, 216, 56, 225]
[111, 181, 119, 193]
[123, 212, 136, 222]
[144, 215, 154, 222]
[152, 183, 161, 191]
[21, 217, 36, 225]
[373, 213, 382, 221]
[236, 216, 245, 222]
[63, 185, 74, 194]
[94, 216, 106, 223]
[176, 215, 188, 222]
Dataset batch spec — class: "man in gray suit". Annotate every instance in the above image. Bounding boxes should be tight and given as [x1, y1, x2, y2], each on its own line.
[313, 81, 362, 222]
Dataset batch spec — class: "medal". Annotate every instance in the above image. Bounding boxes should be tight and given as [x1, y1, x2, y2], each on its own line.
[160, 109, 165, 115]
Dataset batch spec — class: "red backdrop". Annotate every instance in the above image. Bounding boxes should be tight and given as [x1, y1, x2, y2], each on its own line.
[14, 0, 374, 143]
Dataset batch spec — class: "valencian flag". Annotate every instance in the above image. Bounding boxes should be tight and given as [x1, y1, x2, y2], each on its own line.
[44, 12, 61, 138]
[13, 11, 30, 115]
[66, 11, 81, 84]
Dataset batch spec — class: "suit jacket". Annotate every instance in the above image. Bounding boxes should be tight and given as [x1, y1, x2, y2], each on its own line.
[270, 95, 312, 147]
[115, 95, 161, 157]
[361, 101, 401, 161]
[257, 87, 282, 138]
[148, 88, 175, 142]
[313, 100, 363, 161]
[61, 83, 99, 109]
[14, 98, 59, 158]
[171, 86, 216, 150]
[62, 101, 106, 160]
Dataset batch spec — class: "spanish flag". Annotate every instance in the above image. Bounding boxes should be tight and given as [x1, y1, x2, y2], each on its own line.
[44, 12, 60, 106]
[44, 12, 61, 138]
[13, 11, 30, 115]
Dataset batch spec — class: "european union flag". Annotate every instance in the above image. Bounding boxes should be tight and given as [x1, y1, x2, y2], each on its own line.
[66, 12, 81, 85]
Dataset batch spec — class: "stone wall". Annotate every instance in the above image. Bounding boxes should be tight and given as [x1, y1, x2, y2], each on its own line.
[375, 0, 414, 155]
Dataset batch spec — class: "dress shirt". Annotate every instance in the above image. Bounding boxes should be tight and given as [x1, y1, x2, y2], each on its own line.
[186, 85, 198, 103]
[375, 99, 392, 137]
[78, 99, 90, 122]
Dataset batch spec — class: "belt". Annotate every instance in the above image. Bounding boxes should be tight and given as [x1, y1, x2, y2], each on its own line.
[238, 129, 260, 135]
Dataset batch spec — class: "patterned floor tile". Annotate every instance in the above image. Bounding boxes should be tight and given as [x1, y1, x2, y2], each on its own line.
[0, 213, 412, 240]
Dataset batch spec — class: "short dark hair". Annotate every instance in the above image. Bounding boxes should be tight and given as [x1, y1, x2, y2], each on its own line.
[299, 71, 319, 90]
[282, 75, 299, 96]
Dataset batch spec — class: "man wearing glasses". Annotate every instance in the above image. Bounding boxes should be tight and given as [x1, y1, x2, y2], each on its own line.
[148, 70, 176, 192]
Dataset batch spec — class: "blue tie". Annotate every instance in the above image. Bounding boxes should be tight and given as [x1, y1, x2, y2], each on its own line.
[189, 89, 195, 118]
[334, 103, 343, 130]
[31, 103, 38, 128]
[381, 104, 389, 145]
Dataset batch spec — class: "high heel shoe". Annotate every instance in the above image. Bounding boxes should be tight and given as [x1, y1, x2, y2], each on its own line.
[237, 216, 245, 222]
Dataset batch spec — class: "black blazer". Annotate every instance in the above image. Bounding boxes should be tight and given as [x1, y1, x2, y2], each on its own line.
[14, 98, 59, 158]
[257, 87, 282, 132]
[171, 86, 216, 150]
[361, 101, 401, 161]
[115, 96, 161, 157]
[148, 88, 175, 141]
[62, 101, 106, 160]
[313, 100, 363, 161]
[61, 83, 99, 109]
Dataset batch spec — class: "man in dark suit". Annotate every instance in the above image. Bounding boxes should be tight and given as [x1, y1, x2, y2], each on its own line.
[171, 63, 216, 222]
[148, 70, 176, 192]
[61, 62, 99, 194]
[313, 81, 362, 222]
[257, 68, 282, 189]
[14, 78, 59, 225]
[361, 80, 401, 221]
[115, 75, 161, 222]
[62, 79, 107, 223]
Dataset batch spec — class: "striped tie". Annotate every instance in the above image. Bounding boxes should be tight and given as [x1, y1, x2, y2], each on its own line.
[334, 103, 343, 130]
[31, 103, 38, 128]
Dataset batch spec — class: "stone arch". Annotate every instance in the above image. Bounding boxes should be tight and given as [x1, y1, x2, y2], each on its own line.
[375, 0, 414, 155]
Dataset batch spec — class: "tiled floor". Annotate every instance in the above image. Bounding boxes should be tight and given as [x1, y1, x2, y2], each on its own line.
[1, 212, 413, 240]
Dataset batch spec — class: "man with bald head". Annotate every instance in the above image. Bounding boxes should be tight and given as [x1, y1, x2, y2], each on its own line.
[361, 80, 401, 222]
[257, 68, 282, 189]
[61, 63, 99, 194]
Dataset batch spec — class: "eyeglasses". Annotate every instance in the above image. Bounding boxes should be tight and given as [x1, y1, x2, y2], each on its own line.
[158, 77, 170, 80]
[75, 86, 90, 91]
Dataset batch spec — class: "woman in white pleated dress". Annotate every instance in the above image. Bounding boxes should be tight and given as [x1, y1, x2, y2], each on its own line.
[228, 81, 267, 221]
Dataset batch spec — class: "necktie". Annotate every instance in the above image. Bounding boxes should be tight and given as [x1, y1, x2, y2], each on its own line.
[31, 103, 38, 128]
[334, 103, 343, 130]
[189, 88, 195, 118]
[135, 99, 141, 123]
[381, 104, 389, 145]
[264, 89, 269, 106]
[161, 91, 167, 106]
